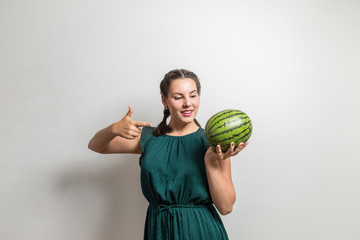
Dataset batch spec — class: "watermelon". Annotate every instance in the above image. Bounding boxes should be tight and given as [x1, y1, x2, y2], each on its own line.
[205, 109, 252, 152]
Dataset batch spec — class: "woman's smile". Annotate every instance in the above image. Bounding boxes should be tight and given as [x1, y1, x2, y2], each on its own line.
[181, 109, 193, 117]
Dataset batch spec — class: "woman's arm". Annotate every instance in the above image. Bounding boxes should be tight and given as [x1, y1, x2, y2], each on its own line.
[204, 142, 248, 215]
[88, 106, 151, 154]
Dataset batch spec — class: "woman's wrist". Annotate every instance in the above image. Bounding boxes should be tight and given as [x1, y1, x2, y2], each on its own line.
[109, 122, 123, 138]
[204, 156, 221, 168]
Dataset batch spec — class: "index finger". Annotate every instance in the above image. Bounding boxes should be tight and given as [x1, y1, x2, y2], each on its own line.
[134, 121, 152, 127]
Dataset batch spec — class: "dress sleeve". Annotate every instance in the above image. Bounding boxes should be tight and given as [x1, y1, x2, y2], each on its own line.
[199, 128, 210, 151]
[140, 126, 155, 151]
[139, 126, 155, 167]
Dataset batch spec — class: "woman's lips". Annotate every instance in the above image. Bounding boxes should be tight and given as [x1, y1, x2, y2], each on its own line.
[181, 110, 193, 117]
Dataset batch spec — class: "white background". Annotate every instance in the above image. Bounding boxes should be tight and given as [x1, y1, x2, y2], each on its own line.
[1, 0, 359, 239]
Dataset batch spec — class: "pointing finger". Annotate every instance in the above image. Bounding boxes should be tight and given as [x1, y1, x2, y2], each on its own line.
[135, 121, 152, 127]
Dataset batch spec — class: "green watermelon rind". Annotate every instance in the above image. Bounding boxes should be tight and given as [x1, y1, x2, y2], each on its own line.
[205, 109, 252, 152]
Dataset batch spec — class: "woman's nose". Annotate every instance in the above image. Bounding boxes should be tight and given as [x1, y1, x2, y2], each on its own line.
[183, 97, 191, 107]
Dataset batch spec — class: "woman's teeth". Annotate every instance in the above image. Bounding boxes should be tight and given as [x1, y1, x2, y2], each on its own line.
[182, 110, 193, 116]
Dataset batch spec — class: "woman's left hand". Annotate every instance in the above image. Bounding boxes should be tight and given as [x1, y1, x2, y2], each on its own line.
[205, 142, 249, 162]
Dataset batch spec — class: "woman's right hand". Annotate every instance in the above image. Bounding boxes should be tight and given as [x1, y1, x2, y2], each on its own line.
[112, 106, 151, 139]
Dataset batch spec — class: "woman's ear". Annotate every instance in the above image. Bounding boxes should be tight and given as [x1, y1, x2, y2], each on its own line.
[161, 95, 167, 108]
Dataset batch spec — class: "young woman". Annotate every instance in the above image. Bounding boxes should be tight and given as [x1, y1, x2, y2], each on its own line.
[88, 69, 248, 240]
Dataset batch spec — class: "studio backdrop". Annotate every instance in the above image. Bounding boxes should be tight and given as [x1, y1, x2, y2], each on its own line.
[1, 0, 359, 239]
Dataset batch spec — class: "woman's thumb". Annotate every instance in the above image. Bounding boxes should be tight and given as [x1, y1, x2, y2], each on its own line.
[126, 105, 133, 118]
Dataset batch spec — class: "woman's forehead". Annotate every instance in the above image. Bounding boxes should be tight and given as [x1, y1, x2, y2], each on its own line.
[169, 78, 197, 94]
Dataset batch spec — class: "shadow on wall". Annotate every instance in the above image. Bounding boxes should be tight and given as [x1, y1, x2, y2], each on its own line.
[55, 155, 147, 240]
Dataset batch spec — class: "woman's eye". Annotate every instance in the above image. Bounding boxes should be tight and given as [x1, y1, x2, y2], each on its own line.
[174, 97, 182, 100]
[191, 95, 197, 98]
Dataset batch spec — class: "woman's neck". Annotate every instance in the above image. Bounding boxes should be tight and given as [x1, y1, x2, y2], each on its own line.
[167, 121, 199, 136]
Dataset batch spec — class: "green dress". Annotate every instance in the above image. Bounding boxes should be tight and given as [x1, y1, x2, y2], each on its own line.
[139, 126, 229, 240]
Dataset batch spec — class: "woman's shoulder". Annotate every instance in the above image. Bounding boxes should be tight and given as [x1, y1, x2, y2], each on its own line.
[141, 126, 156, 140]
[140, 126, 155, 151]
[196, 127, 206, 136]
[196, 128, 210, 149]
[142, 126, 155, 134]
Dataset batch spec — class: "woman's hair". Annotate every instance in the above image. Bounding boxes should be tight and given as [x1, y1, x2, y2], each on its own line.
[153, 69, 202, 136]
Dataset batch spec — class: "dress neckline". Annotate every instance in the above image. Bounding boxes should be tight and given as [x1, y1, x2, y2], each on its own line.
[165, 127, 201, 138]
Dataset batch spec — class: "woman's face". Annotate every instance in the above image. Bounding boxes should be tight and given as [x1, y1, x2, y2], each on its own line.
[162, 78, 200, 127]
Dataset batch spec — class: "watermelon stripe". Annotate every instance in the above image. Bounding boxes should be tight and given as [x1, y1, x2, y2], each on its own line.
[207, 113, 242, 134]
[231, 131, 252, 143]
[206, 110, 234, 131]
[216, 126, 252, 143]
[207, 122, 251, 140]
[207, 118, 251, 139]
[207, 127, 252, 148]
[208, 117, 250, 136]
[208, 110, 234, 122]
[207, 112, 244, 133]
